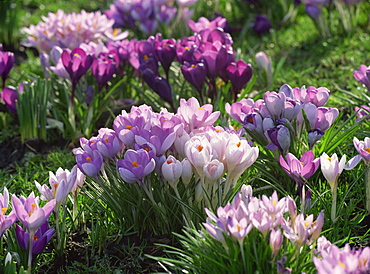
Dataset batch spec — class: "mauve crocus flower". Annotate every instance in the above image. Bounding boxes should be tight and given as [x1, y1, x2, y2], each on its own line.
[177, 97, 220, 133]
[0, 187, 17, 238]
[96, 128, 123, 159]
[307, 128, 324, 149]
[184, 135, 214, 177]
[188, 16, 227, 33]
[16, 221, 54, 261]
[355, 105, 370, 121]
[255, 51, 272, 87]
[0, 51, 15, 89]
[279, 151, 320, 186]
[35, 165, 78, 210]
[270, 228, 283, 255]
[12, 193, 55, 236]
[73, 148, 103, 177]
[117, 149, 156, 184]
[162, 155, 182, 189]
[181, 61, 206, 93]
[354, 64, 370, 89]
[1, 86, 18, 113]
[345, 137, 370, 170]
[253, 14, 272, 34]
[264, 91, 286, 119]
[266, 125, 291, 155]
[226, 60, 253, 100]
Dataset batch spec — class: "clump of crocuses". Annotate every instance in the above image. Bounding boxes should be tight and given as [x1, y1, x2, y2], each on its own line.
[202, 185, 324, 273]
[23, 10, 128, 52]
[226, 84, 338, 156]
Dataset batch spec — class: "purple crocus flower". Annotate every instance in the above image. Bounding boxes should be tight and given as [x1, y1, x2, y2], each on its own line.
[266, 125, 291, 155]
[181, 61, 206, 93]
[0, 51, 15, 89]
[61, 47, 93, 102]
[188, 16, 227, 33]
[226, 60, 253, 101]
[116, 149, 156, 184]
[73, 148, 103, 177]
[142, 68, 173, 105]
[279, 151, 320, 186]
[11, 193, 55, 236]
[253, 14, 272, 34]
[354, 64, 370, 90]
[354, 105, 370, 121]
[153, 37, 177, 79]
[1, 86, 18, 113]
[15, 221, 55, 261]
[96, 128, 123, 159]
[91, 57, 116, 91]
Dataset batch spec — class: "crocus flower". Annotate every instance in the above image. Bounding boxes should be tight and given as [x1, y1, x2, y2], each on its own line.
[320, 152, 346, 191]
[0, 51, 15, 88]
[15, 221, 55, 261]
[96, 128, 123, 159]
[266, 125, 291, 155]
[354, 64, 370, 89]
[354, 105, 370, 121]
[188, 16, 227, 33]
[320, 152, 346, 222]
[61, 47, 93, 101]
[279, 151, 320, 186]
[91, 57, 116, 91]
[345, 137, 370, 169]
[142, 68, 173, 105]
[162, 155, 183, 189]
[253, 14, 272, 34]
[73, 148, 103, 177]
[0, 187, 17, 237]
[117, 149, 156, 184]
[1, 86, 18, 113]
[270, 228, 283, 255]
[181, 61, 206, 93]
[255, 51, 272, 87]
[11, 193, 55, 235]
[35, 165, 78, 210]
[226, 60, 253, 100]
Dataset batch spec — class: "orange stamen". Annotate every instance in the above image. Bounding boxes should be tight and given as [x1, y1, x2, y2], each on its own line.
[132, 161, 139, 167]
[197, 145, 204, 152]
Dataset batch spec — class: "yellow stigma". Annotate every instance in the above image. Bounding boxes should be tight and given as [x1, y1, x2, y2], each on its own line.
[73, 53, 81, 58]
[300, 162, 305, 166]
[104, 138, 109, 143]
[1, 208, 7, 215]
[113, 28, 119, 37]
[143, 55, 149, 61]
[126, 125, 132, 130]
[338, 262, 345, 268]
[327, 157, 332, 162]
[53, 183, 58, 197]
[34, 236, 39, 241]
[365, 148, 370, 153]
[197, 145, 204, 152]
[167, 160, 173, 164]
[86, 157, 92, 163]
[144, 148, 150, 152]
[190, 64, 196, 68]
[236, 142, 241, 148]
[132, 161, 139, 167]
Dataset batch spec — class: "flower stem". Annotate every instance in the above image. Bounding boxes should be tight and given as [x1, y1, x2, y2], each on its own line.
[365, 162, 370, 214]
[331, 184, 338, 223]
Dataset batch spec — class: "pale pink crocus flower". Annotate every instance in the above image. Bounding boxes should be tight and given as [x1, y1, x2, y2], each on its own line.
[162, 155, 183, 189]
[320, 152, 346, 222]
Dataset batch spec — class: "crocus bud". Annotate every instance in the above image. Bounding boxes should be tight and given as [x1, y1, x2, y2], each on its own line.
[253, 14, 272, 34]
[266, 125, 291, 155]
[255, 51, 272, 87]
[270, 228, 283, 255]
[162, 155, 182, 189]
[203, 159, 224, 183]
[181, 158, 193, 186]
